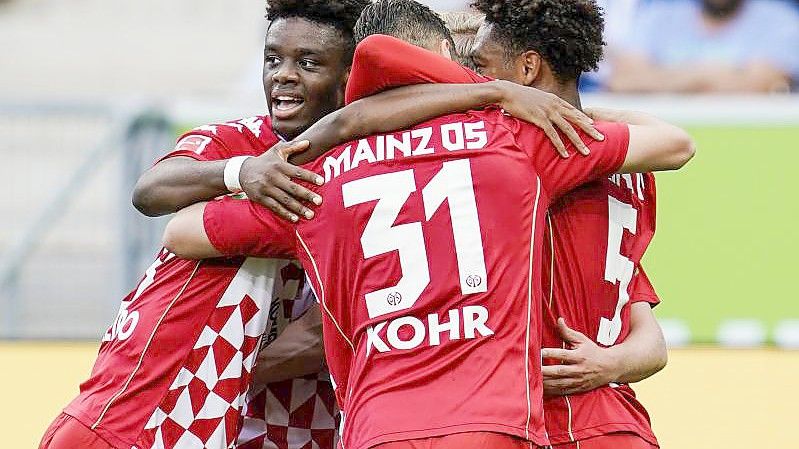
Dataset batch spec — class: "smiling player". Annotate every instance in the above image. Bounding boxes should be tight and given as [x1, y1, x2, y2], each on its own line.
[160, 12, 694, 449]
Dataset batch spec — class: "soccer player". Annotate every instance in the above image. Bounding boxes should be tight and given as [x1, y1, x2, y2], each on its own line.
[160, 14, 693, 449]
[40, 3, 604, 449]
[42, 1, 582, 448]
[39, 1, 375, 446]
[342, 1, 670, 447]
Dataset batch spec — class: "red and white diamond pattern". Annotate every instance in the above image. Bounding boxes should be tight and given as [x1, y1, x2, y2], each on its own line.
[237, 370, 338, 449]
[141, 258, 303, 449]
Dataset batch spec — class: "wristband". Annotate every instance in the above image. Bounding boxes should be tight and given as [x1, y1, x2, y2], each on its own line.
[223, 156, 252, 193]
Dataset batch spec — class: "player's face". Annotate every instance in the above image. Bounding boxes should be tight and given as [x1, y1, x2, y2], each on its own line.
[470, 23, 525, 85]
[264, 18, 350, 140]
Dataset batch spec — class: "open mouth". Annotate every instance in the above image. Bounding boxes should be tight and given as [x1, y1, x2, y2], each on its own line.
[271, 95, 305, 119]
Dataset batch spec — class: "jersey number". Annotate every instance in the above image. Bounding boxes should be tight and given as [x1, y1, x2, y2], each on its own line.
[342, 160, 488, 319]
[597, 196, 638, 346]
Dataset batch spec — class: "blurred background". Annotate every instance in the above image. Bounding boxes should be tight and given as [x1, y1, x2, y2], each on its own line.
[0, 0, 798, 448]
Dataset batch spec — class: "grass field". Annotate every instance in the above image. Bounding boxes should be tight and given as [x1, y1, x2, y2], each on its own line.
[2, 342, 797, 449]
[644, 126, 799, 343]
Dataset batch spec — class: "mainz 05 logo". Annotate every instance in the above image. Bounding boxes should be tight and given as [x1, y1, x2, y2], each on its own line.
[386, 292, 403, 306]
[465, 275, 482, 288]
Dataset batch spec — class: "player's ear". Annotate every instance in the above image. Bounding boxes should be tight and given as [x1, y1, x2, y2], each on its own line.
[438, 39, 453, 60]
[520, 50, 543, 86]
[338, 66, 351, 105]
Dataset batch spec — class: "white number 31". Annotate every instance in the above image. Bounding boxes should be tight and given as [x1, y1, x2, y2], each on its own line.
[342, 160, 488, 319]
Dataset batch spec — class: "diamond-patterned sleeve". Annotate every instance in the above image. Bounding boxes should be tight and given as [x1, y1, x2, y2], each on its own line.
[345, 34, 490, 105]
[203, 196, 297, 258]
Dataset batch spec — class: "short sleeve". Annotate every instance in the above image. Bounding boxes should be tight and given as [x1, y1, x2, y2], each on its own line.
[512, 119, 630, 200]
[203, 196, 297, 258]
[156, 118, 275, 164]
[157, 133, 234, 164]
[630, 265, 660, 307]
[345, 34, 491, 104]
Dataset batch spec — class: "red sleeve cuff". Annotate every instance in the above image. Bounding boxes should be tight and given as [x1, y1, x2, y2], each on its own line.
[203, 199, 239, 256]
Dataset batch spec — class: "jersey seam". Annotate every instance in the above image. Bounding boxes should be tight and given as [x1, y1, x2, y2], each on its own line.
[495, 116, 556, 201]
[91, 260, 203, 430]
[295, 230, 355, 353]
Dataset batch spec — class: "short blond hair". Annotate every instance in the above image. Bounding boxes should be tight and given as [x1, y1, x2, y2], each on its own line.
[440, 11, 484, 68]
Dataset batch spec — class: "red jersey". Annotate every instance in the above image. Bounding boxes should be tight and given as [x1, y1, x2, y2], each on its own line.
[64, 118, 318, 449]
[541, 173, 659, 446]
[202, 106, 629, 448]
[347, 35, 662, 446]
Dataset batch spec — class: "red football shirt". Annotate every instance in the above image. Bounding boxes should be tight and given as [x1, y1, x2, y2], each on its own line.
[541, 173, 659, 446]
[63, 118, 313, 449]
[346, 35, 662, 446]
[202, 108, 629, 448]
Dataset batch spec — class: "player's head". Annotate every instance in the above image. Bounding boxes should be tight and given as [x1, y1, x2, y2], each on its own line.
[702, 0, 745, 19]
[471, 0, 605, 90]
[354, 0, 456, 58]
[264, 0, 370, 140]
[441, 11, 485, 69]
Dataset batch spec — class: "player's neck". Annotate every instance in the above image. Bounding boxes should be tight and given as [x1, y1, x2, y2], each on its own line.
[534, 79, 582, 110]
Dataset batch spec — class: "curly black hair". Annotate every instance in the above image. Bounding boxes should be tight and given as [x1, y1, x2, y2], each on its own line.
[266, 0, 371, 61]
[472, 0, 605, 82]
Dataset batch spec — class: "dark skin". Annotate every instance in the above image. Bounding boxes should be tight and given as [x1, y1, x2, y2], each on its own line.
[470, 24, 671, 396]
[131, 17, 350, 217]
[471, 23, 582, 109]
[263, 18, 350, 141]
[132, 21, 599, 220]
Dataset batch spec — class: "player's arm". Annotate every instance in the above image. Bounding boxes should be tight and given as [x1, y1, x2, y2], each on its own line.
[610, 265, 667, 384]
[289, 79, 600, 167]
[252, 304, 325, 385]
[541, 267, 667, 396]
[162, 188, 298, 260]
[609, 302, 668, 384]
[343, 34, 601, 154]
[585, 108, 696, 174]
[541, 305, 667, 396]
[133, 156, 231, 217]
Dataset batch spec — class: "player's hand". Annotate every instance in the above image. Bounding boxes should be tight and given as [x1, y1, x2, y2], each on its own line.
[496, 80, 604, 158]
[541, 318, 621, 396]
[239, 140, 324, 223]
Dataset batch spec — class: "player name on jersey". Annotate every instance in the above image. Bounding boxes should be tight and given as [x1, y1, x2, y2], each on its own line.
[365, 305, 495, 356]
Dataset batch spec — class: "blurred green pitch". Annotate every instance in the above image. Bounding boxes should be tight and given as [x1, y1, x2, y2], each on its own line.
[645, 126, 799, 343]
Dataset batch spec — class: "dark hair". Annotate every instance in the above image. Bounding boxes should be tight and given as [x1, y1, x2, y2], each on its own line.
[472, 0, 605, 82]
[266, 0, 371, 62]
[354, 0, 456, 52]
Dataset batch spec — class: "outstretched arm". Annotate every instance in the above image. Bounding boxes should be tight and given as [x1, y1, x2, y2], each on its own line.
[585, 108, 696, 174]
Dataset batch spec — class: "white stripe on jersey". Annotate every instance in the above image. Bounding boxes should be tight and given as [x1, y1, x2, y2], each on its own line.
[524, 177, 542, 440]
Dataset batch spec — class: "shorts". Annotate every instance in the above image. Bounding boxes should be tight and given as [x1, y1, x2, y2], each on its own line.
[371, 432, 541, 449]
[552, 432, 658, 449]
[39, 413, 117, 449]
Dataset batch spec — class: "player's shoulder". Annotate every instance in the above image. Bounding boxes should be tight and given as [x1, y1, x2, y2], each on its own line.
[184, 115, 274, 141]
[175, 115, 278, 158]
